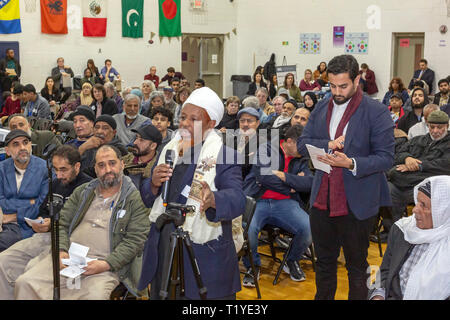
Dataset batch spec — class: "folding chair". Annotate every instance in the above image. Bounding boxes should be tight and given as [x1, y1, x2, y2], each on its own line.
[237, 196, 261, 299]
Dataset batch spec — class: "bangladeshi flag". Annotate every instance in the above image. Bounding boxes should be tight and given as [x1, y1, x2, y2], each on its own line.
[159, 0, 181, 37]
[83, 0, 107, 37]
[41, 0, 67, 34]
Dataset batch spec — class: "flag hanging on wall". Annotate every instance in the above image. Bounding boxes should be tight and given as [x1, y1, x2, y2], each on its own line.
[83, 0, 107, 37]
[0, 0, 21, 34]
[41, 0, 68, 34]
[159, 0, 181, 37]
[122, 0, 143, 38]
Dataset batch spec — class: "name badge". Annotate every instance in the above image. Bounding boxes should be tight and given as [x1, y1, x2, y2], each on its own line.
[117, 210, 126, 219]
[181, 185, 191, 199]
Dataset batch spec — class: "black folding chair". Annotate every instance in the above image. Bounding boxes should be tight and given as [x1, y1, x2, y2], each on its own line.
[260, 225, 316, 285]
[237, 196, 261, 299]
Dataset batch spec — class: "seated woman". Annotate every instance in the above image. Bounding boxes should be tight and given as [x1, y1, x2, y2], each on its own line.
[382, 77, 409, 106]
[277, 73, 303, 103]
[40, 76, 61, 107]
[0, 83, 23, 122]
[86, 58, 102, 83]
[173, 87, 191, 128]
[299, 69, 321, 92]
[359, 63, 378, 96]
[303, 92, 318, 113]
[144, 90, 165, 118]
[247, 71, 267, 96]
[218, 96, 240, 133]
[140, 80, 156, 116]
[268, 74, 278, 100]
[74, 82, 94, 108]
[370, 176, 450, 300]
[81, 68, 96, 86]
[313, 61, 328, 87]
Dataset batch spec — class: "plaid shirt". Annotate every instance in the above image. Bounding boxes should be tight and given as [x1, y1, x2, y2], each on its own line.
[399, 243, 429, 295]
[370, 243, 429, 300]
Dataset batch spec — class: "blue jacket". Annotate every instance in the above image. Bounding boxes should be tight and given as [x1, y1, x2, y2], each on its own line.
[138, 145, 246, 299]
[297, 95, 395, 220]
[0, 156, 49, 238]
[381, 90, 409, 106]
[244, 142, 313, 208]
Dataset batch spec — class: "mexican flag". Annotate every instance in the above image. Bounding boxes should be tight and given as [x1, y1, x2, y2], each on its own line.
[83, 0, 107, 37]
[122, 0, 143, 38]
[159, 0, 181, 37]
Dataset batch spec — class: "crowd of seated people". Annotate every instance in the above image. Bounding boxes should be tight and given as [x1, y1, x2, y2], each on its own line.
[0, 51, 448, 301]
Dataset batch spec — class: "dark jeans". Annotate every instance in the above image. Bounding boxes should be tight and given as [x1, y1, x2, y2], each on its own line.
[310, 207, 376, 300]
[0, 223, 22, 252]
[383, 182, 414, 233]
[60, 87, 72, 104]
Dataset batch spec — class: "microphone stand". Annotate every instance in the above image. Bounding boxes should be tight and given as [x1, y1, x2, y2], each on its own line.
[43, 144, 60, 300]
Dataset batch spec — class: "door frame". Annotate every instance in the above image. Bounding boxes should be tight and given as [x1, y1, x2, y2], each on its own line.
[182, 33, 224, 97]
[391, 32, 425, 79]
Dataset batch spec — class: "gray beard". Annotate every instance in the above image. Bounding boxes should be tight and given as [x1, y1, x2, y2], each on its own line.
[98, 171, 123, 189]
[430, 130, 448, 141]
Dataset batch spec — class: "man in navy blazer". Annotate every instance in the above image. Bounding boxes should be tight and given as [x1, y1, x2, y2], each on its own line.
[0, 130, 48, 252]
[408, 59, 435, 94]
[297, 55, 394, 300]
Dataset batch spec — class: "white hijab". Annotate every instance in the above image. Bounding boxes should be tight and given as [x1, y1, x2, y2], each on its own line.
[395, 176, 450, 300]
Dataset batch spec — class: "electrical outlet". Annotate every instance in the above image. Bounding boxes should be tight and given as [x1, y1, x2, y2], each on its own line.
[98, 48, 102, 53]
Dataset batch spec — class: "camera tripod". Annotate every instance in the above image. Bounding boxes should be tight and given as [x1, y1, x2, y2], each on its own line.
[158, 205, 208, 300]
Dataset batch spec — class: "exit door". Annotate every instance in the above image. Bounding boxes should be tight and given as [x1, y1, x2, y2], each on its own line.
[182, 34, 224, 98]
[392, 33, 425, 88]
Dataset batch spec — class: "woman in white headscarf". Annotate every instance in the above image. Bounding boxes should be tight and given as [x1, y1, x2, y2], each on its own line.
[370, 175, 450, 300]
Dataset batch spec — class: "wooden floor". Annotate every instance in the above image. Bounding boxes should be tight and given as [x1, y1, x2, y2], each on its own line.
[237, 241, 387, 300]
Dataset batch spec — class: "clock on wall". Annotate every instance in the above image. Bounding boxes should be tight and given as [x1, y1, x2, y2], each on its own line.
[439, 25, 448, 34]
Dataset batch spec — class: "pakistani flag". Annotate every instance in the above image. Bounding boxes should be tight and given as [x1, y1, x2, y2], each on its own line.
[122, 0, 143, 38]
[159, 0, 181, 37]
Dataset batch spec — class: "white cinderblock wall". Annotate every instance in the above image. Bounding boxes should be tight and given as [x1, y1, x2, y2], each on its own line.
[1, 0, 449, 98]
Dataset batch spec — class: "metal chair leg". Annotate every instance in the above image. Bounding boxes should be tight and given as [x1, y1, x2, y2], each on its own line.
[376, 216, 383, 257]
[273, 240, 293, 285]
[246, 243, 261, 299]
[310, 243, 316, 272]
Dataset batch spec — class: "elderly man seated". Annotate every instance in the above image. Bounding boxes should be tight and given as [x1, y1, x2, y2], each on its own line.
[370, 176, 450, 300]
[113, 94, 150, 146]
[8, 114, 61, 158]
[383, 110, 450, 239]
[66, 106, 95, 148]
[79, 115, 128, 177]
[0, 130, 48, 252]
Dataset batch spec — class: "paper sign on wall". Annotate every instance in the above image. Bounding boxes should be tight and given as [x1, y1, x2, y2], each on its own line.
[300, 33, 321, 54]
[399, 38, 410, 48]
[345, 32, 369, 54]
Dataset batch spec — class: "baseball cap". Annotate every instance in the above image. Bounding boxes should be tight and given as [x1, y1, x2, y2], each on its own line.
[131, 124, 162, 145]
[237, 107, 260, 120]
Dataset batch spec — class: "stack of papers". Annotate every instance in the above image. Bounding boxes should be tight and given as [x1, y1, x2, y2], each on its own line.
[60, 242, 97, 279]
[305, 144, 331, 174]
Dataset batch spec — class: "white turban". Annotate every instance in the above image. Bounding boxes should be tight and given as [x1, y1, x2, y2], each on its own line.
[182, 87, 224, 127]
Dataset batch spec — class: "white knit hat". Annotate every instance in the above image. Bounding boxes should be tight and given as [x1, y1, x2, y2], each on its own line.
[182, 87, 224, 127]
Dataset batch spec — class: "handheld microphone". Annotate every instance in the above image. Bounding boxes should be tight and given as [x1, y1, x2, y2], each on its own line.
[162, 150, 175, 207]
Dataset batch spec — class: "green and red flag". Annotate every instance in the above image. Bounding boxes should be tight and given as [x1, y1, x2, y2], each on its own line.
[159, 0, 181, 37]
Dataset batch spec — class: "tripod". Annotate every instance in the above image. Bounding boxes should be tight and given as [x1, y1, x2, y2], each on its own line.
[157, 204, 207, 300]
[43, 144, 60, 300]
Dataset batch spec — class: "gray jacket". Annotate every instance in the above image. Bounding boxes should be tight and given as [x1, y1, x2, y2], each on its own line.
[24, 95, 51, 119]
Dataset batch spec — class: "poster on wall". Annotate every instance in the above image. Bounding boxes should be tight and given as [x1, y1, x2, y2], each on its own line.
[300, 33, 321, 54]
[333, 26, 345, 47]
[276, 65, 297, 88]
[345, 32, 369, 54]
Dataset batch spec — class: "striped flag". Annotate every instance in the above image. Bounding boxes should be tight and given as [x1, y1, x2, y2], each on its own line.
[83, 0, 107, 37]
[0, 0, 21, 34]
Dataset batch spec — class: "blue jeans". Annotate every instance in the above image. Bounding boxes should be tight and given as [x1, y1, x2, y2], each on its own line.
[243, 198, 312, 269]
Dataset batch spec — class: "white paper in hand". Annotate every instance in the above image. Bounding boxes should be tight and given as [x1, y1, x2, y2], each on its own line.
[24, 217, 44, 227]
[305, 144, 331, 174]
[60, 266, 86, 279]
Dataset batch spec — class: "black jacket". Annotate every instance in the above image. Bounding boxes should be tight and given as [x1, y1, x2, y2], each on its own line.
[263, 53, 276, 81]
[81, 137, 128, 177]
[40, 87, 61, 103]
[217, 112, 238, 130]
[247, 81, 267, 95]
[397, 110, 423, 136]
[388, 132, 450, 188]
[0, 57, 21, 79]
[38, 172, 92, 219]
[51, 66, 74, 90]
[370, 224, 414, 300]
[90, 98, 118, 115]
